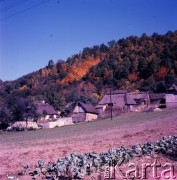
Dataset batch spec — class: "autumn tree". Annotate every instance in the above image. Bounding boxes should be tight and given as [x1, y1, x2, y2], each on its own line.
[0, 30, 177, 111]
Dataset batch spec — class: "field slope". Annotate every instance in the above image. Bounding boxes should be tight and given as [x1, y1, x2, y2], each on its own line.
[0, 108, 177, 179]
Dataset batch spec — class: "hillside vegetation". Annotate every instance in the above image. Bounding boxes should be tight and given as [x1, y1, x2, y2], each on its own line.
[0, 30, 177, 124]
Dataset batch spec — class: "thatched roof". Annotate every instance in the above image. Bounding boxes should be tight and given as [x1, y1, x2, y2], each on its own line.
[99, 93, 124, 105]
[98, 92, 136, 108]
[95, 104, 106, 109]
[125, 94, 136, 105]
[128, 92, 149, 100]
[149, 93, 165, 100]
[62, 102, 98, 117]
[35, 102, 57, 115]
[79, 102, 98, 114]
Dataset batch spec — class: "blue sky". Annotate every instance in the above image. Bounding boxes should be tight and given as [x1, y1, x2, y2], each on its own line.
[0, 0, 177, 81]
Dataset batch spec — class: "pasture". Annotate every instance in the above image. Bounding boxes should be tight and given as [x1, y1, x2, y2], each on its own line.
[0, 108, 177, 179]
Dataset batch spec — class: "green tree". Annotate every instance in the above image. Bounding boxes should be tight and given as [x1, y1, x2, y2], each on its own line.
[0, 107, 12, 129]
[48, 59, 54, 68]
[44, 89, 66, 111]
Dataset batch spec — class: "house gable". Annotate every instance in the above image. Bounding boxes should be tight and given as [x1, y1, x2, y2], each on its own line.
[73, 105, 85, 113]
[34, 101, 57, 117]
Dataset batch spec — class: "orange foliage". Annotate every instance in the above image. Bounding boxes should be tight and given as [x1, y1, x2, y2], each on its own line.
[129, 72, 138, 81]
[61, 58, 100, 84]
[19, 85, 28, 91]
[155, 66, 168, 80]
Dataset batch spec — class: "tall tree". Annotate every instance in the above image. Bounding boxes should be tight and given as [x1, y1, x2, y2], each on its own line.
[48, 59, 54, 68]
[44, 89, 66, 111]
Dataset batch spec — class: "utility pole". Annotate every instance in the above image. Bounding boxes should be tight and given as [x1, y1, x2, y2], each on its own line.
[110, 88, 113, 120]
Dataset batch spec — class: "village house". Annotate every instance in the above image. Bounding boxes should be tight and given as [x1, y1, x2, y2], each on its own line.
[62, 102, 99, 123]
[96, 90, 136, 118]
[128, 92, 150, 111]
[149, 93, 166, 108]
[34, 101, 58, 121]
[96, 90, 167, 118]
[32, 91, 177, 128]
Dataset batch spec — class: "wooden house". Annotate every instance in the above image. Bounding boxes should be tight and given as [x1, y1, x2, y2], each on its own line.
[128, 92, 150, 111]
[149, 93, 166, 108]
[35, 101, 58, 121]
[96, 90, 136, 118]
[62, 102, 98, 123]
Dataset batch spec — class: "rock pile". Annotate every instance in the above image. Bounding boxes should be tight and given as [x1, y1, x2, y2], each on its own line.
[26, 136, 177, 179]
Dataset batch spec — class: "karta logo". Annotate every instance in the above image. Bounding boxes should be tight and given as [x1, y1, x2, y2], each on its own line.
[103, 159, 177, 179]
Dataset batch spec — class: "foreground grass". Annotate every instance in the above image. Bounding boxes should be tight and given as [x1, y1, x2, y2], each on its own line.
[0, 108, 177, 179]
[0, 108, 176, 146]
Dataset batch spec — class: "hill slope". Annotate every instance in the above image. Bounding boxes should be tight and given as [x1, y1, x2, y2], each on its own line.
[1, 30, 177, 112]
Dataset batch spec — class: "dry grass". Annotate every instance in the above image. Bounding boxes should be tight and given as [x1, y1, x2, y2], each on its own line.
[0, 108, 177, 179]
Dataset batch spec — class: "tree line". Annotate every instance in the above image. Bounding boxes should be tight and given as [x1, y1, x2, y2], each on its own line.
[1, 30, 177, 127]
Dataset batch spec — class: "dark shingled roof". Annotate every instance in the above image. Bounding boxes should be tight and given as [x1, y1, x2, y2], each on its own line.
[95, 104, 106, 109]
[98, 93, 125, 106]
[125, 94, 136, 105]
[128, 92, 149, 100]
[79, 102, 98, 114]
[62, 102, 98, 116]
[35, 102, 57, 115]
[149, 93, 166, 100]
[98, 92, 136, 108]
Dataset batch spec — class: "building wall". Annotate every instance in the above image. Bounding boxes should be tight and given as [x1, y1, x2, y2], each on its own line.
[130, 104, 148, 112]
[40, 117, 73, 128]
[45, 115, 50, 120]
[98, 106, 122, 119]
[86, 113, 98, 121]
[166, 94, 177, 108]
[56, 117, 73, 126]
[72, 113, 86, 123]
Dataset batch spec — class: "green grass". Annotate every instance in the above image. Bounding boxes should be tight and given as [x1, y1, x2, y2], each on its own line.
[0, 108, 176, 146]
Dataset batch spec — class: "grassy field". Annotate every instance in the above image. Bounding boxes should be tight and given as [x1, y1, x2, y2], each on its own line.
[1, 108, 176, 145]
[0, 109, 177, 144]
[0, 108, 177, 179]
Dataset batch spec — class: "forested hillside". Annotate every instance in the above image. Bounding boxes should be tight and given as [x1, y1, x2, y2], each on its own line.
[1, 30, 177, 125]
